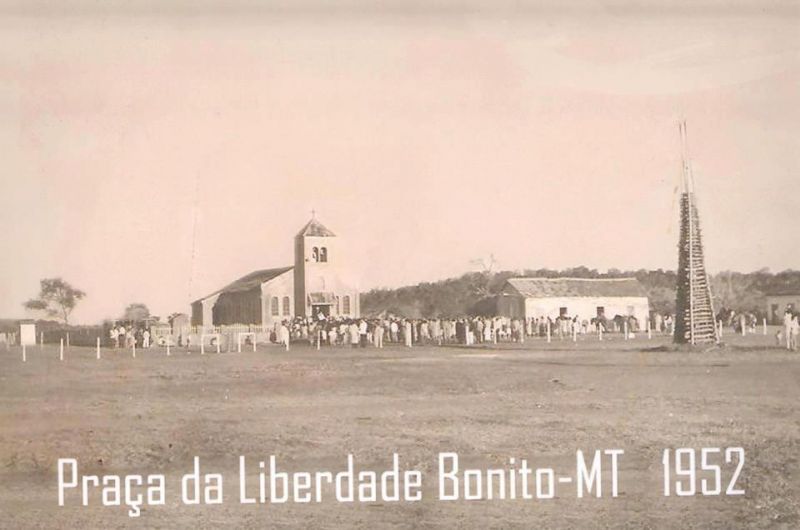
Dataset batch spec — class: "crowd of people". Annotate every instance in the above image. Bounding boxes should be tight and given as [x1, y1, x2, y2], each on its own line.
[108, 323, 151, 349]
[266, 313, 658, 349]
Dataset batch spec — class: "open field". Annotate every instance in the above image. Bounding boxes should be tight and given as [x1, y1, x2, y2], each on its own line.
[1, 332, 799, 529]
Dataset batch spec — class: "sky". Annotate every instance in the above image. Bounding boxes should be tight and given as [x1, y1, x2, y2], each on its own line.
[1, 1, 798, 324]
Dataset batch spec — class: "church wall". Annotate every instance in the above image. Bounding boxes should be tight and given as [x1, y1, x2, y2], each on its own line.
[261, 271, 295, 327]
[212, 289, 262, 326]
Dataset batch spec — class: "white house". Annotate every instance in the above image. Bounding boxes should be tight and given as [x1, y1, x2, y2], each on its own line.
[497, 277, 650, 324]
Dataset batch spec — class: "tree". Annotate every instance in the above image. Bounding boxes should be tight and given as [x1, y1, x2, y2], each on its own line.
[122, 303, 151, 321]
[24, 278, 86, 325]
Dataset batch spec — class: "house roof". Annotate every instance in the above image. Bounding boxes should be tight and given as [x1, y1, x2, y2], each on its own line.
[763, 287, 800, 297]
[504, 277, 648, 298]
[296, 218, 336, 237]
[194, 266, 293, 303]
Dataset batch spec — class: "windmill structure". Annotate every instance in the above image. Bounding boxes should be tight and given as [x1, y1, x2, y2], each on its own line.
[673, 121, 718, 345]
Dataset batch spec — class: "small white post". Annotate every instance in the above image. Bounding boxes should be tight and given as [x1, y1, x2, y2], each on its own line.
[741, 317, 746, 336]
[285, 336, 289, 351]
[237, 334, 242, 353]
[166, 341, 171, 356]
[96, 337, 101, 360]
[624, 320, 629, 340]
[546, 320, 551, 343]
[317, 330, 321, 351]
[647, 319, 652, 339]
[718, 320, 723, 338]
[59, 338, 64, 361]
[132, 342, 136, 358]
[201, 340, 205, 355]
[40, 332, 44, 350]
[493, 325, 497, 345]
[66, 332, 70, 349]
[572, 324, 577, 342]
[22, 344, 27, 362]
[763, 318, 767, 336]
[216, 339, 220, 354]
[599, 324, 603, 341]
[252, 334, 257, 352]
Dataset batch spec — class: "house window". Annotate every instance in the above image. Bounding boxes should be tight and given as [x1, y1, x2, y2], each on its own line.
[312, 247, 319, 262]
[271, 297, 279, 316]
[343, 295, 351, 315]
[320, 247, 328, 262]
[282, 296, 291, 315]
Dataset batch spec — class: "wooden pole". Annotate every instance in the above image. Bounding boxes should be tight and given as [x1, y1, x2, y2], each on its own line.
[96, 337, 101, 360]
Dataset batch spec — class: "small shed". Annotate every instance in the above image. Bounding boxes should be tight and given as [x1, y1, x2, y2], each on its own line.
[764, 288, 800, 324]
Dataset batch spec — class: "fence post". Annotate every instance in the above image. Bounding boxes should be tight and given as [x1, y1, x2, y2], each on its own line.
[647, 319, 652, 339]
[40, 332, 44, 350]
[132, 342, 136, 358]
[763, 318, 767, 336]
[22, 344, 26, 362]
[166, 341, 171, 356]
[96, 337, 101, 360]
[546, 320, 551, 343]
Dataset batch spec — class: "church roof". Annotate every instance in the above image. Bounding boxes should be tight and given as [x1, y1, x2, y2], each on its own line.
[194, 266, 293, 303]
[504, 277, 648, 298]
[296, 218, 336, 237]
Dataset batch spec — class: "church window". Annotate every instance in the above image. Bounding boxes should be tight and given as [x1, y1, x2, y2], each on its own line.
[343, 295, 351, 315]
[320, 247, 328, 262]
[312, 247, 319, 262]
[271, 297, 279, 316]
[282, 296, 291, 315]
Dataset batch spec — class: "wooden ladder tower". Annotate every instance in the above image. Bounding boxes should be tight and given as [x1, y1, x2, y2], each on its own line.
[674, 121, 718, 345]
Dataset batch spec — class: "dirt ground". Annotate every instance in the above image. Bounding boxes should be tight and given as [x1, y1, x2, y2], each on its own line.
[1, 332, 799, 529]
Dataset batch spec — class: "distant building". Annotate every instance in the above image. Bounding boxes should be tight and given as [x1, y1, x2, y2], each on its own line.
[191, 217, 359, 328]
[497, 277, 650, 323]
[764, 288, 800, 324]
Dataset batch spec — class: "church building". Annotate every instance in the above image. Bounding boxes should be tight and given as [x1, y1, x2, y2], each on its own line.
[191, 217, 359, 328]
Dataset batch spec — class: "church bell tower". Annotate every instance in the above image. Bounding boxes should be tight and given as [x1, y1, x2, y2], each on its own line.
[294, 214, 356, 318]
